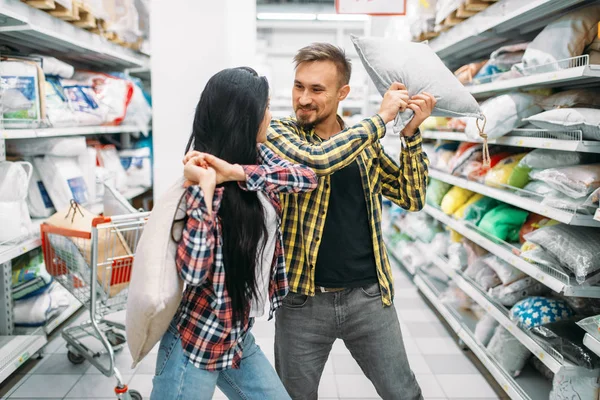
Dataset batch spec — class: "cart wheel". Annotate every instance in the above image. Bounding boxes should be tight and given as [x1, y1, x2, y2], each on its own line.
[129, 390, 142, 400]
[67, 351, 85, 365]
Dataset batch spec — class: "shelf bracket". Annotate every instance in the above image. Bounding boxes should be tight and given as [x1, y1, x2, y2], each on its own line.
[0, 261, 14, 335]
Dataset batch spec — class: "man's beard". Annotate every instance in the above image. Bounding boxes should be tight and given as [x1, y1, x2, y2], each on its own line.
[295, 107, 322, 128]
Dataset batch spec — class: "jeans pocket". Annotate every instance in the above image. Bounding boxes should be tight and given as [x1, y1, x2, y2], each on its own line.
[155, 325, 180, 377]
[282, 292, 309, 308]
[360, 282, 381, 298]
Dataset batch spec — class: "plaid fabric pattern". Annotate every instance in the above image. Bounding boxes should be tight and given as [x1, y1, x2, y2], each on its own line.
[265, 115, 429, 306]
[174, 144, 317, 371]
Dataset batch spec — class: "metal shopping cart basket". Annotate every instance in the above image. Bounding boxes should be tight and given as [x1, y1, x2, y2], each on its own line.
[40, 209, 151, 400]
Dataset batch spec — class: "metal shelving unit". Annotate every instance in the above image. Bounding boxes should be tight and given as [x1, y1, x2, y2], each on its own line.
[423, 129, 600, 154]
[414, 272, 552, 400]
[0, 334, 46, 384]
[423, 205, 600, 297]
[1, 125, 150, 140]
[428, 169, 600, 227]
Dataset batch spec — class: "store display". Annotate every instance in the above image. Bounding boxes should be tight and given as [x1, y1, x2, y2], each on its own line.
[520, 4, 600, 72]
[351, 35, 481, 132]
[465, 93, 543, 141]
[525, 108, 600, 141]
[524, 225, 600, 283]
[487, 327, 531, 377]
[0, 161, 34, 243]
[510, 297, 574, 329]
[126, 178, 185, 368]
[531, 164, 600, 200]
[448, 142, 482, 175]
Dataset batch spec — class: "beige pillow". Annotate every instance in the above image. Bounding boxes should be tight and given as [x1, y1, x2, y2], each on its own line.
[126, 178, 186, 367]
[538, 89, 600, 111]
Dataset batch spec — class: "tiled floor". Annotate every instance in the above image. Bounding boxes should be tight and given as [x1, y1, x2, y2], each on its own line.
[0, 267, 507, 399]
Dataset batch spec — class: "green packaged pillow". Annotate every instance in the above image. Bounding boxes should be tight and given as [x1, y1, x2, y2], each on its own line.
[426, 179, 453, 207]
[463, 197, 500, 225]
[478, 204, 529, 243]
[507, 163, 532, 189]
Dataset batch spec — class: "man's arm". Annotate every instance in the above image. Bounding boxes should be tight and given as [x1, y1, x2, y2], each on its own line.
[265, 115, 386, 176]
[377, 133, 429, 212]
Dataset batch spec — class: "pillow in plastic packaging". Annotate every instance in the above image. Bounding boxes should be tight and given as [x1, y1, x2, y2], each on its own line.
[525, 108, 600, 141]
[426, 179, 453, 207]
[520, 5, 600, 72]
[434, 149, 456, 172]
[454, 60, 488, 85]
[465, 93, 543, 141]
[507, 163, 532, 189]
[430, 232, 450, 257]
[441, 186, 476, 215]
[577, 315, 600, 341]
[464, 257, 490, 280]
[448, 143, 483, 176]
[453, 194, 484, 220]
[119, 147, 152, 188]
[562, 296, 600, 318]
[530, 164, 600, 199]
[550, 374, 600, 400]
[478, 204, 529, 243]
[519, 213, 559, 244]
[510, 297, 574, 329]
[462, 238, 489, 267]
[32, 156, 89, 212]
[475, 313, 499, 347]
[351, 35, 481, 132]
[440, 284, 474, 311]
[44, 76, 75, 128]
[473, 264, 502, 291]
[524, 224, 600, 283]
[520, 245, 568, 275]
[521, 180, 561, 198]
[462, 196, 500, 225]
[487, 327, 531, 377]
[538, 89, 600, 111]
[61, 82, 106, 126]
[24, 157, 56, 218]
[484, 153, 527, 187]
[0, 60, 43, 125]
[7, 136, 87, 157]
[32, 54, 74, 78]
[0, 161, 34, 243]
[98, 146, 129, 191]
[542, 195, 595, 215]
[448, 242, 468, 270]
[529, 320, 600, 370]
[464, 152, 513, 182]
[483, 255, 526, 285]
[520, 148, 595, 170]
[489, 277, 549, 307]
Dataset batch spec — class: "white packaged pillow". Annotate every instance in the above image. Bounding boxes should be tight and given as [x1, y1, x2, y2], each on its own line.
[465, 93, 543, 141]
[119, 147, 152, 188]
[126, 178, 185, 367]
[524, 108, 600, 141]
[0, 161, 33, 243]
[7, 136, 87, 157]
[520, 149, 594, 169]
[482, 255, 526, 285]
[78, 147, 97, 205]
[33, 156, 90, 211]
[351, 35, 481, 132]
[521, 5, 600, 72]
[530, 164, 600, 199]
[24, 158, 55, 218]
[98, 147, 128, 191]
[474, 313, 499, 347]
[487, 327, 531, 377]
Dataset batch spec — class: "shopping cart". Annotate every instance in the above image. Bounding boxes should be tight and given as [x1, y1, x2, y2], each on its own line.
[40, 209, 151, 400]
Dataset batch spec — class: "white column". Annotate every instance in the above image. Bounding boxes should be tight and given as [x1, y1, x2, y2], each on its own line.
[150, 0, 257, 198]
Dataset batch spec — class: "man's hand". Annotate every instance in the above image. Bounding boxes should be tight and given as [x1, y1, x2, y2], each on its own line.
[378, 82, 409, 124]
[402, 92, 437, 137]
[182, 151, 245, 185]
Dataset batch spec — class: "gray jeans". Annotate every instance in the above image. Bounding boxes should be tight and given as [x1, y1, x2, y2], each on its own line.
[274, 282, 423, 400]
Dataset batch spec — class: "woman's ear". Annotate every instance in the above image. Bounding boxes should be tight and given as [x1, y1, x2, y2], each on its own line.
[338, 85, 350, 102]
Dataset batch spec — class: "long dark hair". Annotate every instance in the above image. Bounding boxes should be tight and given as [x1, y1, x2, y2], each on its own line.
[183, 67, 269, 322]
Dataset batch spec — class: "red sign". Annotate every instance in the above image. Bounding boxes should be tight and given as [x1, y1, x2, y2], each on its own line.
[335, 0, 408, 16]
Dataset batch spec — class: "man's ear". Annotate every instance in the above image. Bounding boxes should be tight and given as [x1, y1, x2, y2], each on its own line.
[338, 85, 350, 101]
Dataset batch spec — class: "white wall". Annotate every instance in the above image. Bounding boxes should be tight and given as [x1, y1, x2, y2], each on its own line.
[150, 0, 257, 198]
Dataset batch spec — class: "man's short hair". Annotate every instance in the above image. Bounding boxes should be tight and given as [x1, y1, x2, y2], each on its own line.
[294, 43, 352, 87]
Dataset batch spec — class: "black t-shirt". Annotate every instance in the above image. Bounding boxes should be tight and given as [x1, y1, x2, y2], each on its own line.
[314, 160, 378, 288]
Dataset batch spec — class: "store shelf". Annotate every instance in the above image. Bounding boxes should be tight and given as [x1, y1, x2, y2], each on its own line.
[427, 251, 599, 377]
[0, 334, 46, 384]
[429, 0, 593, 68]
[43, 297, 81, 335]
[423, 205, 600, 297]
[584, 333, 600, 359]
[0, 0, 149, 69]
[0, 236, 41, 266]
[467, 58, 600, 98]
[423, 129, 600, 154]
[428, 169, 600, 227]
[384, 237, 416, 275]
[414, 272, 550, 400]
[1, 125, 150, 140]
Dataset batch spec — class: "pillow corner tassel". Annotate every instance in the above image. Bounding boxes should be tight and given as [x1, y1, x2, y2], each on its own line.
[476, 115, 490, 168]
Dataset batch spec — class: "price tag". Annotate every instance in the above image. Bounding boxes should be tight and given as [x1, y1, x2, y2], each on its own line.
[517, 139, 524, 146]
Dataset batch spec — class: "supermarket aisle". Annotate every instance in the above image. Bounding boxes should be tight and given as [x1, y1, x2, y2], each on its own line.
[0, 264, 504, 400]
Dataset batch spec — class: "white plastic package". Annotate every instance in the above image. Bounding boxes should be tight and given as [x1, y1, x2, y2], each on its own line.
[482, 255, 527, 285]
[521, 181, 561, 198]
[31, 55, 74, 79]
[78, 147, 97, 205]
[13, 282, 71, 327]
[520, 149, 594, 170]
[44, 78, 75, 128]
[0, 60, 43, 126]
[447, 242, 468, 270]
[119, 147, 151, 188]
[440, 284, 473, 310]
[99, 146, 129, 191]
[0, 161, 34, 243]
[72, 72, 134, 125]
[7, 136, 87, 157]
[530, 164, 600, 199]
[525, 225, 600, 283]
[486, 327, 531, 377]
[489, 277, 549, 307]
[122, 84, 152, 130]
[24, 157, 56, 218]
[550, 374, 600, 400]
[474, 313, 499, 347]
[33, 156, 90, 211]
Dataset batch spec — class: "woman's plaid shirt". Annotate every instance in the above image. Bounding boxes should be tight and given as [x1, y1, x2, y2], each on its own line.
[264, 114, 429, 307]
[174, 144, 318, 371]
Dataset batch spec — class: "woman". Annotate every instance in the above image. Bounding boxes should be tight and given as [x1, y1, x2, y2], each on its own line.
[150, 67, 317, 400]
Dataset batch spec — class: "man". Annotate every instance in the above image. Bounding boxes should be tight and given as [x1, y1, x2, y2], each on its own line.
[265, 43, 435, 400]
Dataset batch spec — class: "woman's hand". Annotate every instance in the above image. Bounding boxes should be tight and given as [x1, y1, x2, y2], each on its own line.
[184, 157, 217, 214]
[182, 151, 245, 184]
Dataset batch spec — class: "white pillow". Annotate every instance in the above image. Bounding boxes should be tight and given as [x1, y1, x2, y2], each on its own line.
[521, 4, 600, 72]
[351, 35, 481, 132]
[524, 108, 600, 141]
[33, 156, 90, 211]
[126, 178, 186, 368]
[465, 93, 543, 141]
[24, 158, 56, 218]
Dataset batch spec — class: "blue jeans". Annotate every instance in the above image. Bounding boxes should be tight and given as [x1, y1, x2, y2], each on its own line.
[275, 283, 423, 400]
[151, 324, 291, 400]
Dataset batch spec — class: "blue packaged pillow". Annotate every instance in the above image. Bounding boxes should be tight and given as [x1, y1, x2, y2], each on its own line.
[510, 297, 574, 329]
